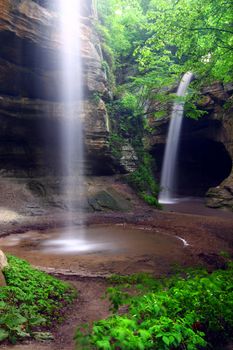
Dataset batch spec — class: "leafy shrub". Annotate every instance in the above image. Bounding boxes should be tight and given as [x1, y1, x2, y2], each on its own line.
[109, 133, 125, 160]
[0, 255, 76, 343]
[75, 265, 233, 349]
[119, 93, 138, 113]
[127, 153, 161, 208]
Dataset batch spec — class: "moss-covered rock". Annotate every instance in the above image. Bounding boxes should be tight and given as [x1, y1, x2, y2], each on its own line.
[88, 188, 132, 212]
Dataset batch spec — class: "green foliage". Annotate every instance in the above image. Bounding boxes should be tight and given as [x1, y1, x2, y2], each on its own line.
[101, 60, 115, 88]
[0, 255, 76, 344]
[98, 0, 233, 127]
[97, 0, 148, 128]
[106, 91, 144, 137]
[97, 0, 146, 59]
[91, 92, 102, 105]
[182, 85, 209, 119]
[184, 101, 208, 119]
[75, 265, 233, 349]
[109, 133, 125, 160]
[141, 193, 160, 206]
[98, 0, 224, 208]
[140, 0, 232, 84]
[127, 153, 161, 208]
[120, 92, 138, 112]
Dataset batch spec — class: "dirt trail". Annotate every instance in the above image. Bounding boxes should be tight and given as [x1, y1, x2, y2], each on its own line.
[2, 278, 110, 350]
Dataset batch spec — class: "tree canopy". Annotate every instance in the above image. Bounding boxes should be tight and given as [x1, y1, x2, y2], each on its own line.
[98, 0, 233, 86]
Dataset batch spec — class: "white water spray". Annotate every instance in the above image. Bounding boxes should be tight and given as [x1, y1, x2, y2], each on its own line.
[44, 0, 85, 252]
[59, 0, 84, 211]
[159, 72, 193, 204]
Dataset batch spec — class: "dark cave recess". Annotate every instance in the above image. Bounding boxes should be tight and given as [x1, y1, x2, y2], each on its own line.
[151, 118, 232, 197]
[177, 138, 232, 196]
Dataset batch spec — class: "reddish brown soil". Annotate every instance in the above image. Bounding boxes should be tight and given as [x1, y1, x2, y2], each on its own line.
[2, 278, 110, 350]
[1, 192, 233, 350]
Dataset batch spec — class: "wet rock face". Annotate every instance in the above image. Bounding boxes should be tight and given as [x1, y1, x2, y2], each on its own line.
[148, 82, 233, 209]
[0, 0, 112, 177]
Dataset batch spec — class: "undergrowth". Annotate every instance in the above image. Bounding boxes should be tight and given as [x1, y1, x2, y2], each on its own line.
[0, 255, 76, 344]
[127, 154, 161, 208]
[75, 265, 233, 349]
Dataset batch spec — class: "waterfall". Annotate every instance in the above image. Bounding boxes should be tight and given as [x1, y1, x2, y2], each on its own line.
[159, 72, 193, 204]
[59, 0, 84, 217]
[46, 0, 85, 251]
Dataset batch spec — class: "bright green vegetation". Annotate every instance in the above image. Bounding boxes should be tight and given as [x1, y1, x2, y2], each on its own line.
[75, 264, 233, 349]
[97, 0, 233, 124]
[0, 255, 76, 344]
[97, 0, 233, 206]
[127, 154, 161, 208]
[98, 0, 233, 85]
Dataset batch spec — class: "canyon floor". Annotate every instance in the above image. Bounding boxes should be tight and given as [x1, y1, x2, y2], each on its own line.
[0, 179, 233, 349]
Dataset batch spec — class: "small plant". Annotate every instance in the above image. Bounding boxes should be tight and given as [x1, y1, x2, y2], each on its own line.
[109, 133, 125, 160]
[91, 92, 102, 105]
[75, 264, 233, 349]
[119, 92, 138, 112]
[127, 153, 161, 208]
[0, 255, 76, 344]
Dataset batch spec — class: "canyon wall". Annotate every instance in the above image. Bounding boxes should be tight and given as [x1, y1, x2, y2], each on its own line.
[1, 1, 232, 212]
[0, 0, 112, 178]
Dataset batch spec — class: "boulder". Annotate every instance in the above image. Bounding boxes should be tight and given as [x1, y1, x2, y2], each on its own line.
[0, 250, 8, 287]
[88, 188, 132, 212]
[0, 249, 8, 269]
[206, 174, 233, 210]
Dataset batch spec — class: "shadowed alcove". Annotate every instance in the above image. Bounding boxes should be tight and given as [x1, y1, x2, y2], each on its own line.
[151, 117, 232, 196]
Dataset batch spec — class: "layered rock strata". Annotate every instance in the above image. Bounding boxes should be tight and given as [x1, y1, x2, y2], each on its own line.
[0, 0, 112, 177]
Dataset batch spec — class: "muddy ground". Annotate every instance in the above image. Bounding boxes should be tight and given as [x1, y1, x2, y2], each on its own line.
[1, 207, 233, 273]
[0, 178, 233, 349]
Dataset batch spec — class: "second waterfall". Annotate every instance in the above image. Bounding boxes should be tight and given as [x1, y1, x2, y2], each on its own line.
[159, 72, 193, 204]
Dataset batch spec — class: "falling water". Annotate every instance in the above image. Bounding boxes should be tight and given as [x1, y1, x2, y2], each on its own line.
[159, 72, 193, 204]
[59, 0, 84, 213]
[45, 0, 86, 252]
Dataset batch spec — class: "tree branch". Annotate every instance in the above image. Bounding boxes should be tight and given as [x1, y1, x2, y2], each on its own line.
[184, 27, 233, 34]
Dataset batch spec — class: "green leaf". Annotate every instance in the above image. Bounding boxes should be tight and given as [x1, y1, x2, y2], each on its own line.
[0, 301, 6, 309]
[96, 339, 111, 349]
[4, 313, 27, 329]
[162, 335, 170, 346]
[0, 328, 9, 341]
[29, 316, 46, 326]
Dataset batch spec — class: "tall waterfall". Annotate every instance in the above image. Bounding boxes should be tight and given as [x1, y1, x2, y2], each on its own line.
[59, 0, 84, 243]
[159, 72, 193, 204]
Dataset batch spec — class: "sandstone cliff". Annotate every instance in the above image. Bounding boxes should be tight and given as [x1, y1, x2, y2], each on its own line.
[0, 0, 112, 178]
